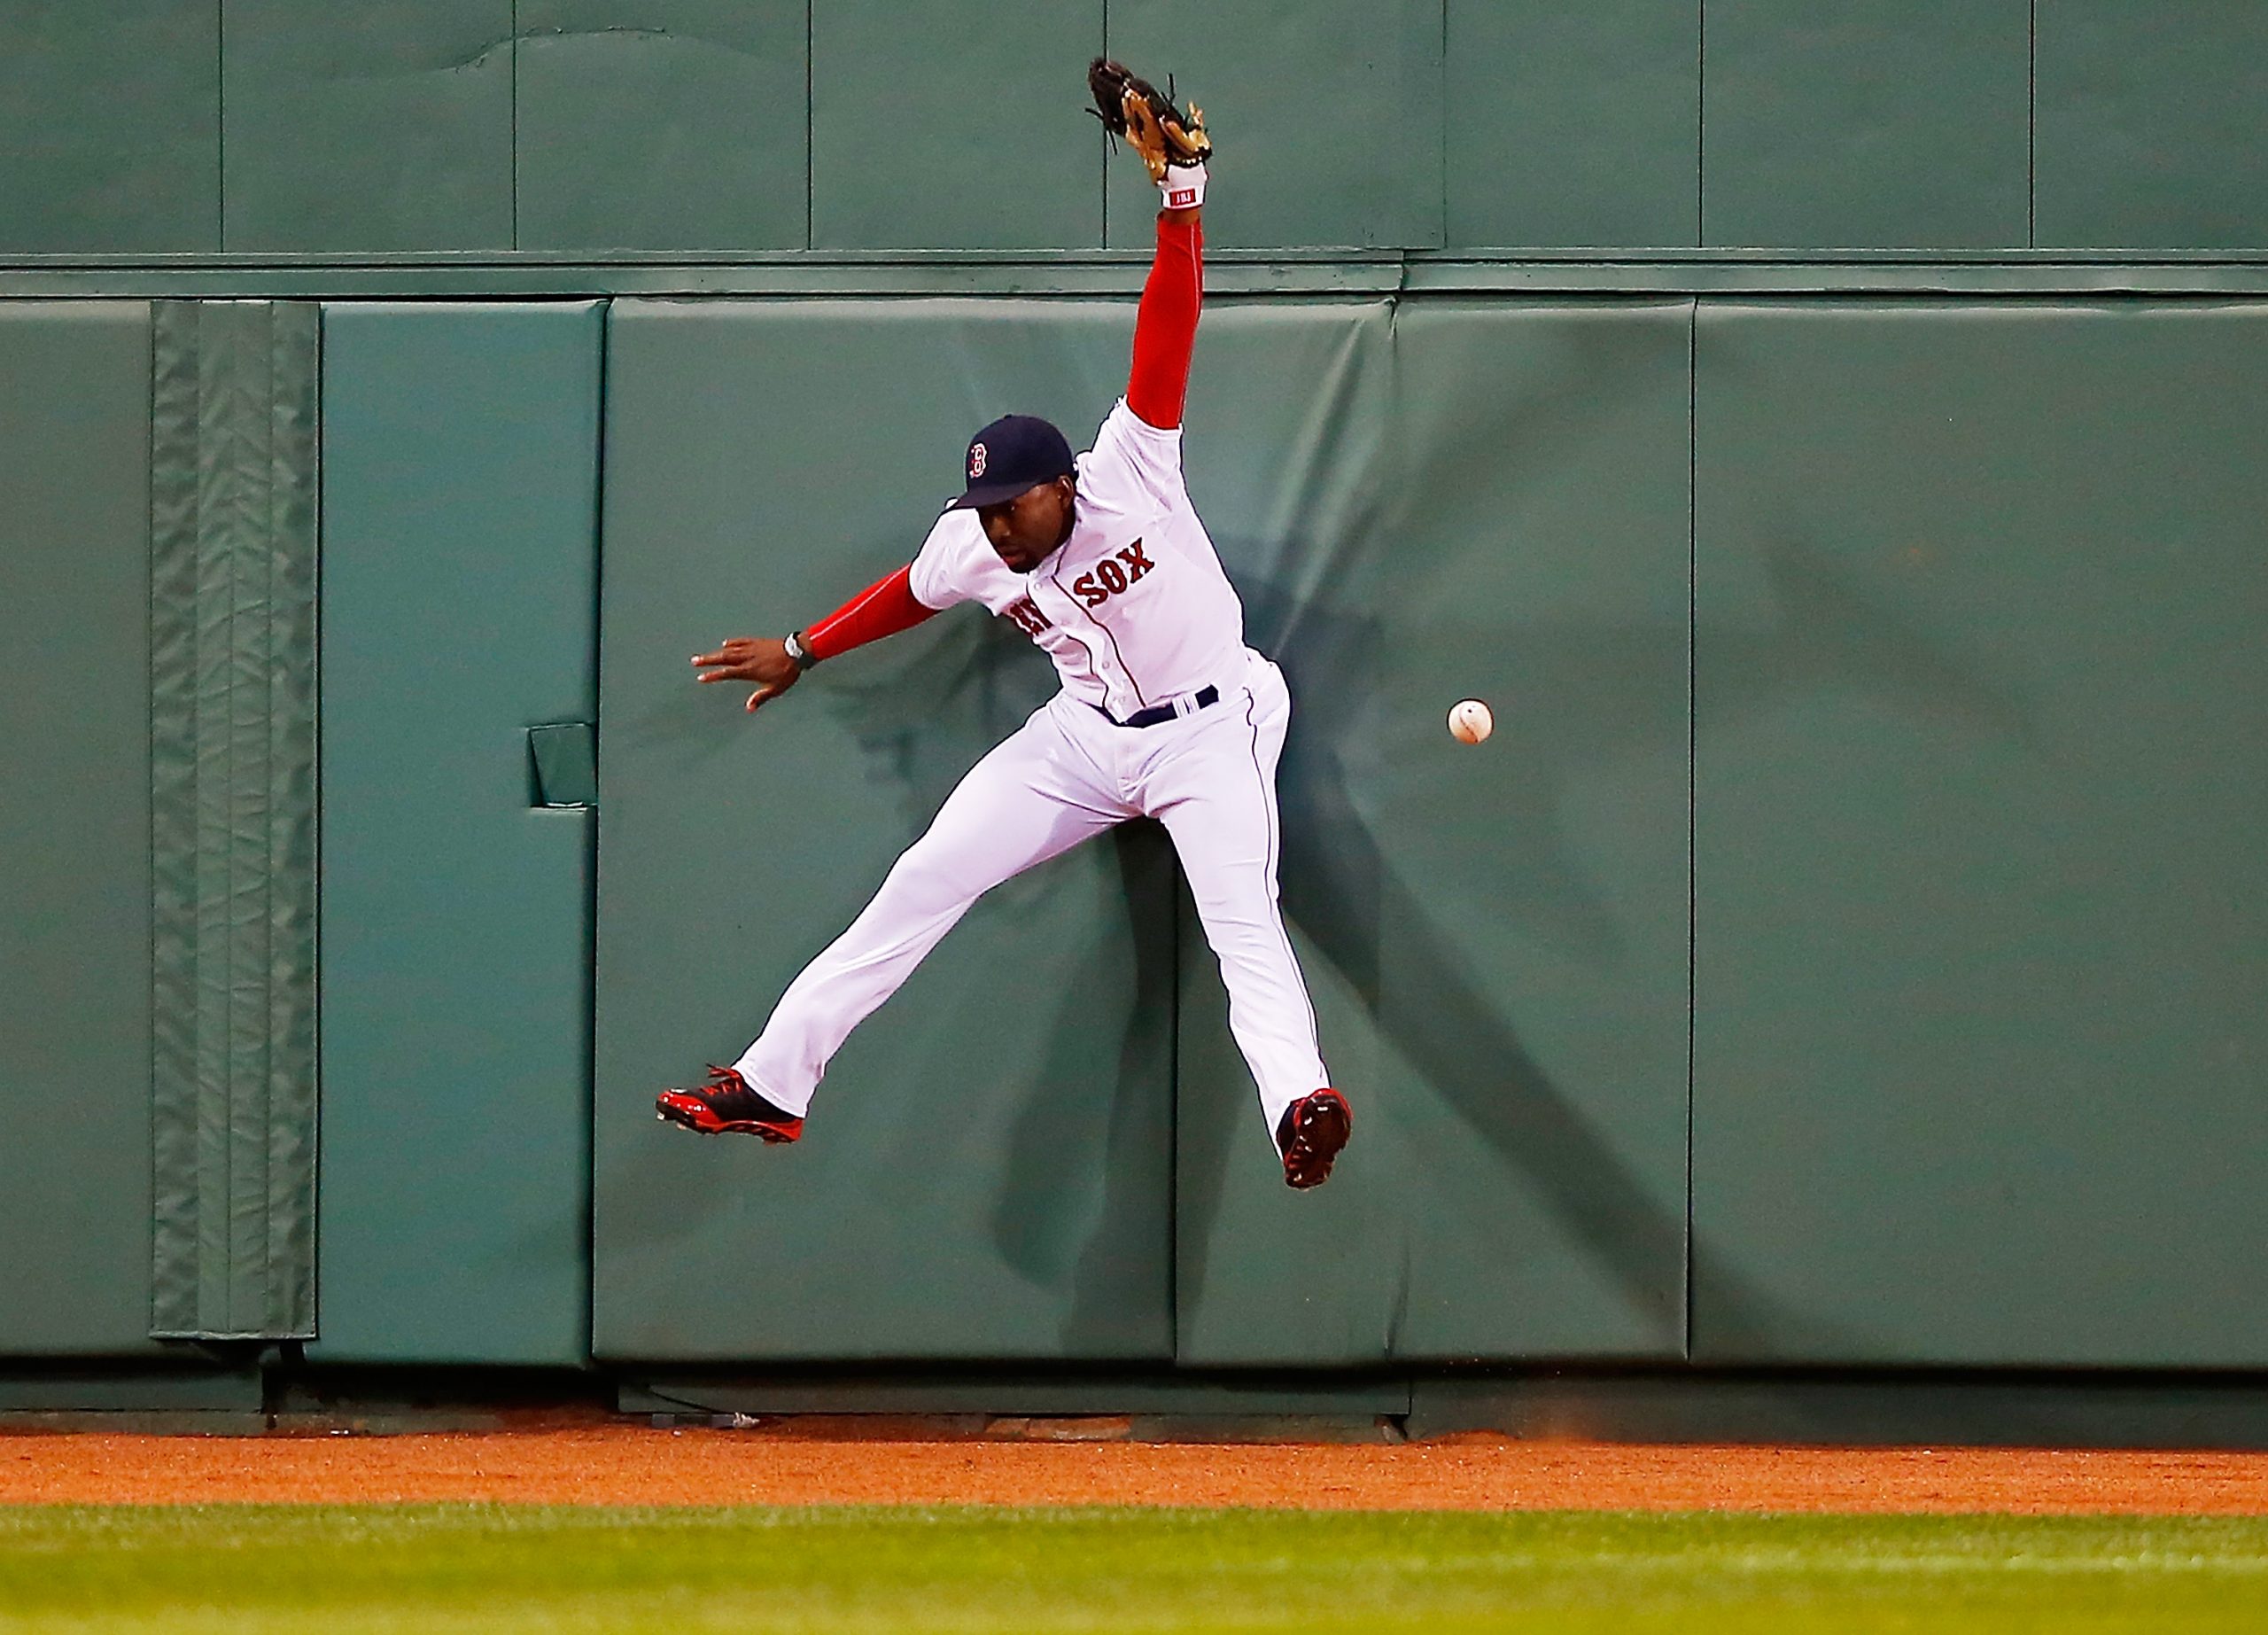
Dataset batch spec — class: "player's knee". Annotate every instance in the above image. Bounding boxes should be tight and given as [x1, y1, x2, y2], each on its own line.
[879, 848, 976, 919]
[1191, 885, 1281, 941]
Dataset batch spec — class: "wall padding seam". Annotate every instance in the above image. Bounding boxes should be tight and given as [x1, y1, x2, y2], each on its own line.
[148, 299, 319, 1342]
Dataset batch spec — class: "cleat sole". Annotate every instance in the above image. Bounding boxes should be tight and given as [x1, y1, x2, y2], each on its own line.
[1280, 1090, 1351, 1190]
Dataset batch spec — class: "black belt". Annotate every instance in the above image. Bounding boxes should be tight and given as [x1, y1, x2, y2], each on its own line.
[1100, 684, 1219, 728]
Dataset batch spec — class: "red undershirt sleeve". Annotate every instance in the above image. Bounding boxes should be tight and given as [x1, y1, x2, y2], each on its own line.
[803, 563, 937, 661]
[1125, 214, 1203, 431]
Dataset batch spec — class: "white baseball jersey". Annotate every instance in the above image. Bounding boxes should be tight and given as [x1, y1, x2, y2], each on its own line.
[907, 399, 1247, 722]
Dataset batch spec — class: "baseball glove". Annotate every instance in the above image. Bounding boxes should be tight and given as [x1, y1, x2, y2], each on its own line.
[1088, 58, 1212, 186]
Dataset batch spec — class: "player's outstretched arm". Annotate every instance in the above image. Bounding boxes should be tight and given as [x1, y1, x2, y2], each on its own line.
[1127, 202, 1203, 431]
[1091, 61, 1210, 430]
[692, 563, 938, 714]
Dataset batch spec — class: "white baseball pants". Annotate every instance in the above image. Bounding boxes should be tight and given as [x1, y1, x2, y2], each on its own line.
[732, 649, 1328, 1135]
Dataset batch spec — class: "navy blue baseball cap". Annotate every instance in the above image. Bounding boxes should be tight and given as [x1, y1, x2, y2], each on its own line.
[951, 414, 1075, 509]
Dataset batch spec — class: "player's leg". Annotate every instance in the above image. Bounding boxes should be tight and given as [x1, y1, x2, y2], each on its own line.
[726, 704, 1128, 1117]
[1146, 658, 1343, 1181]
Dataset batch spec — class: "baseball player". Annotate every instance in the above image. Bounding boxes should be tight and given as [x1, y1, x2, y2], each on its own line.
[657, 65, 1352, 1189]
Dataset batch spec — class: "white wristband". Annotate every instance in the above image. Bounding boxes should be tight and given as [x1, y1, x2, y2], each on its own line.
[1160, 163, 1207, 210]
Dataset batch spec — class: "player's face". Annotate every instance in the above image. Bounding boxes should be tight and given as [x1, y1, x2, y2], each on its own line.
[977, 477, 1075, 572]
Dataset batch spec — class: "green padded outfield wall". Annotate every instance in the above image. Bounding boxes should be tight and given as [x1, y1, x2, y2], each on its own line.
[1170, 300, 1693, 1366]
[315, 303, 602, 1365]
[9, 5, 2268, 1388]
[592, 296, 1693, 1366]
[0, 305, 170, 1356]
[593, 300, 1178, 1362]
[1691, 301, 2268, 1366]
[146, 300, 322, 1343]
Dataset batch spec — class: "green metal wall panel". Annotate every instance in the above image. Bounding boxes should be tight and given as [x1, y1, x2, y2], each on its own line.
[594, 300, 1177, 1362]
[517, 1, 808, 252]
[1693, 301, 2268, 1366]
[10, 2, 2268, 261]
[1105, 0, 1443, 251]
[221, 1, 515, 252]
[1703, 0, 2029, 249]
[313, 302, 602, 1366]
[812, 2, 1101, 250]
[0, 304, 167, 1356]
[0, 4, 219, 253]
[1445, 1, 1698, 250]
[1173, 300, 1692, 1366]
[2036, 5, 2268, 250]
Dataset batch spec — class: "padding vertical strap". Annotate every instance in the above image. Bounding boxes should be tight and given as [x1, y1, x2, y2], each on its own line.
[148, 300, 320, 1342]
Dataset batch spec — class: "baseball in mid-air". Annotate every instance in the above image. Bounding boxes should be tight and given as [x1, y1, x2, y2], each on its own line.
[1448, 698, 1494, 744]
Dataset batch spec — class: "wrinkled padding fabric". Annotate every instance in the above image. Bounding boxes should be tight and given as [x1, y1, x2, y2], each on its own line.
[149, 300, 319, 1342]
[1165, 299, 1694, 1366]
[594, 300, 1179, 1365]
[593, 297, 1691, 1366]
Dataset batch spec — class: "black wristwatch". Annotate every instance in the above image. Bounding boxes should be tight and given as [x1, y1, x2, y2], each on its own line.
[783, 629, 819, 672]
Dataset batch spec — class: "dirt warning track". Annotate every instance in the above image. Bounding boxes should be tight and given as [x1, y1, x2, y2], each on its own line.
[5, 1427, 2268, 1514]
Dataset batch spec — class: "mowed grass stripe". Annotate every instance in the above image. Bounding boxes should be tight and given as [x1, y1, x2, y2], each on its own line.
[3, 1505, 2268, 1634]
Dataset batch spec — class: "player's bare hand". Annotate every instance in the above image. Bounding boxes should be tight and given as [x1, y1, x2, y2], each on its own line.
[692, 635, 802, 713]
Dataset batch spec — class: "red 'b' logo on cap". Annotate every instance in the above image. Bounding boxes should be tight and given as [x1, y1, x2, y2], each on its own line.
[968, 443, 988, 479]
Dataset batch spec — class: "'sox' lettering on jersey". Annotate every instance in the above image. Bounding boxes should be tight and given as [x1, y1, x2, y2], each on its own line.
[1072, 540, 1154, 609]
[1003, 596, 1052, 638]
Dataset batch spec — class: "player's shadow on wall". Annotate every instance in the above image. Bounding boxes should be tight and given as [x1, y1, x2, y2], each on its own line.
[1181, 576, 1694, 1343]
[1161, 533, 2036, 1358]
[610, 297, 2038, 1361]
[986, 821, 1182, 1354]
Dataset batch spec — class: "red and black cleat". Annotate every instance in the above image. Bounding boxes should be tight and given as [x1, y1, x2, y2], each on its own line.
[656, 1065, 804, 1143]
[1276, 1086, 1351, 1189]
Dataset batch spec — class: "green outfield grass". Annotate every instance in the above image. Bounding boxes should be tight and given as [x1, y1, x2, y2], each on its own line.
[2, 1505, 2265, 1633]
